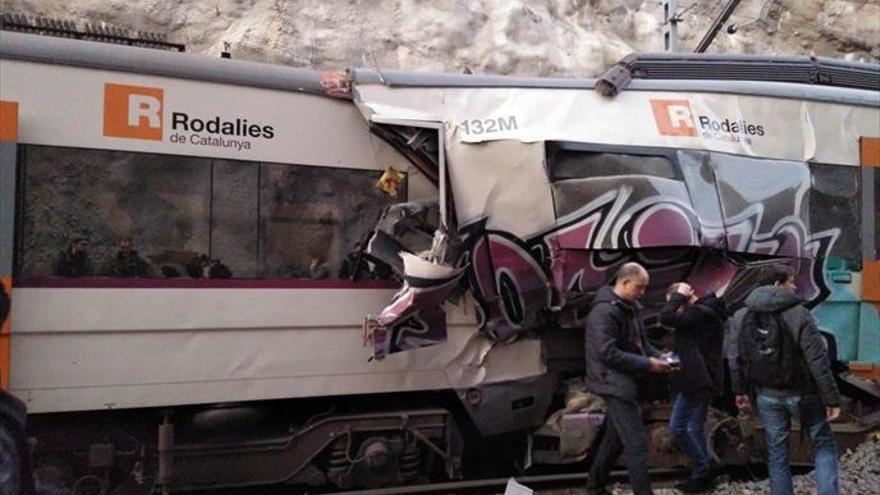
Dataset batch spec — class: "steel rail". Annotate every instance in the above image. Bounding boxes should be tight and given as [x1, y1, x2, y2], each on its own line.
[329, 468, 690, 495]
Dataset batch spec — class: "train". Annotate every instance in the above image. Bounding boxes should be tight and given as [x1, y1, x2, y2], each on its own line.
[1, 24, 879, 494]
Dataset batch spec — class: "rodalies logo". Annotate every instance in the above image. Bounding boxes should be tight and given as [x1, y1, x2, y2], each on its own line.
[102, 82, 274, 150]
[650, 98, 765, 144]
[103, 83, 164, 141]
[650, 99, 698, 137]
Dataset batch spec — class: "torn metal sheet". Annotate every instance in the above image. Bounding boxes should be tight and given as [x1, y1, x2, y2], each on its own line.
[365, 199, 440, 275]
[366, 253, 467, 358]
[446, 140, 556, 239]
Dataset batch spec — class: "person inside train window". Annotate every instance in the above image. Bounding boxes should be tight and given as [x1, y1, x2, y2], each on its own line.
[208, 259, 232, 279]
[54, 234, 93, 278]
[185, 254, 210, 278]
[308, 255, 329, 279]
[106, 236, 152, 278]
[185, 254, 233, 279]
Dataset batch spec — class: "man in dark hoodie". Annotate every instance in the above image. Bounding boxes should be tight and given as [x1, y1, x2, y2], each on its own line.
[731, 264, 841, 495]
[660, 282, 728, 493]
[584, 262, 673, 495]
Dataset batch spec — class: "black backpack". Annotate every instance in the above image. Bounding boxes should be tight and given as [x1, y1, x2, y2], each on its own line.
[740, 310, 800, 389]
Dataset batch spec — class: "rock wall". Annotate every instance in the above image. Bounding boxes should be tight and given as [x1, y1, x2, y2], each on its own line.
[4, 0, 878, 77]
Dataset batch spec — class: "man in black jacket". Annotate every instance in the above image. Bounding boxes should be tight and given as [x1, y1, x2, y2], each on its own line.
[584, 262, 673, 495]
[54, 234, 93, 278]
[660, 282, 728, 493]
[107, 237, 151, 278]
[731, 264, 841, 495]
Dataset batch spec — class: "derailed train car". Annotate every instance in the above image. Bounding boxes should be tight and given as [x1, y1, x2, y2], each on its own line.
[0, 28, 879, 493]
[353, 56, 880, 471]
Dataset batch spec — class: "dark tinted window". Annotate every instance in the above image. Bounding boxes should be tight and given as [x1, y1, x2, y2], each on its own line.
[546, 145, 678, 182]
[809, 163, 861, 270]
[17, 146, 212, 277]
[258, 163, 404, 278]
[16, 145, 404, 279]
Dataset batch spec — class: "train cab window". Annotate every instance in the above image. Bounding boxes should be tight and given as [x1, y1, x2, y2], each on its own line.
[545, 143, 678, 182]
[809, 163, 861, 270]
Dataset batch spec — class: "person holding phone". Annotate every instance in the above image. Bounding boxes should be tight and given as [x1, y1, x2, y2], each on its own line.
[584, 263, 673, 495]
[660, 282, 728, 493]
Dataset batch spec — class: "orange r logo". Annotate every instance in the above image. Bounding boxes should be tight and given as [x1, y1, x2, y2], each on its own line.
[103, 83, 164, 140]
[650, 99, 698, 137]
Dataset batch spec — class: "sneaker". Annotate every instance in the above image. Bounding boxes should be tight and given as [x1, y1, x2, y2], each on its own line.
[674, 476, 714, 493]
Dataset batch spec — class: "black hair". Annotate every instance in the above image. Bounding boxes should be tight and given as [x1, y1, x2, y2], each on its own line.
[757, 264, 796, 287]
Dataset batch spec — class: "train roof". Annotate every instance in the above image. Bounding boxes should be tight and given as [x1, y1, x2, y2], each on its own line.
[1, 30, 878, 108]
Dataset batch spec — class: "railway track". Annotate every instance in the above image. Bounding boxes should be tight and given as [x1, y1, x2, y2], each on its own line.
[326, 468, 691, 495]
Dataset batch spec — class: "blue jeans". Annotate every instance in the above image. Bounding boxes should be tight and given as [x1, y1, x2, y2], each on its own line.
[756, 394, 839, 495]
[669, 390, 712, 479]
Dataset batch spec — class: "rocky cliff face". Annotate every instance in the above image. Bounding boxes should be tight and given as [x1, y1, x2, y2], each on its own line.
[4, 0, 878, 76]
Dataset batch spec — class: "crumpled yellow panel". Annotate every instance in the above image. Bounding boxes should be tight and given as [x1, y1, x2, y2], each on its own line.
[376, 165, 405, 198]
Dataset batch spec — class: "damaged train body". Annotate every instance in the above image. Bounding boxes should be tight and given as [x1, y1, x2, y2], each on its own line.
[356, 65, 879, 360]
[1, 28, 879, 493]
[354, 58, 880, 469]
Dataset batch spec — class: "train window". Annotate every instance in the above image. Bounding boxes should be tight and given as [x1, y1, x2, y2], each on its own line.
[809, 163, 861, 270]
[258, 163, 404, 278]
[211, 160, 260, 277]
[17, 145, 213, 278]
[15, 145, 405, 280]
[545, 145, 678, 182]
[710, 153, 811, 236]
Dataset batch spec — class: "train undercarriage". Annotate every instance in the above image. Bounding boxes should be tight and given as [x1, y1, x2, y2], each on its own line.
[21, 358, 880, 494]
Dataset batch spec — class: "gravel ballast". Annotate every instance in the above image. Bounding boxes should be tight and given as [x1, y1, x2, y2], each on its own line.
[530, 435, 880, 494]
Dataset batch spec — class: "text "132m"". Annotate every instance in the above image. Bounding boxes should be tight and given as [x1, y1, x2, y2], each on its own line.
[459, 116, 518, 136]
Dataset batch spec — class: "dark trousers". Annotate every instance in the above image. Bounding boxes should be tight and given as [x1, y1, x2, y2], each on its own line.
[586, 395, 653, 495]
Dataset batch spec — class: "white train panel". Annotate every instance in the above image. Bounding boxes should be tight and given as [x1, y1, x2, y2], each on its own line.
[10, 288, 543, 413]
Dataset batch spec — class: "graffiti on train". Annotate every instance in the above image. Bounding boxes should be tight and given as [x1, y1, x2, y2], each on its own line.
[462, 186, 839, 341]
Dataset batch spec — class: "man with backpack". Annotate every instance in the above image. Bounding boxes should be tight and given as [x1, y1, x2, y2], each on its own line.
[731, 264, 841, 495]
